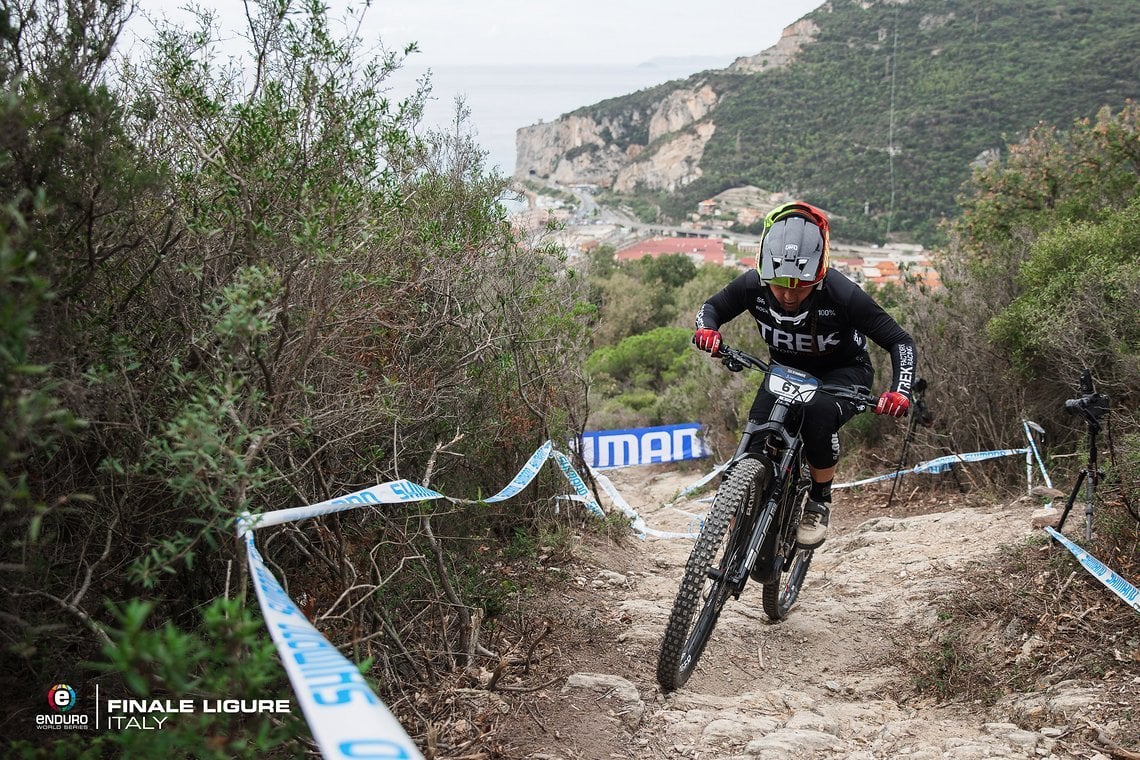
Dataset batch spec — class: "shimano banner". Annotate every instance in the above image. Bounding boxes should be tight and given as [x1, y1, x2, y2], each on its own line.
[579, 423, 712, 469]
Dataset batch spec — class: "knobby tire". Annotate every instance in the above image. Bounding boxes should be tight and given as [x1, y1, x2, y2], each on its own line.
[656, 458, 768, 692]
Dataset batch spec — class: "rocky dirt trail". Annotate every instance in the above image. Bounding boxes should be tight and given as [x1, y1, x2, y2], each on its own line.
[510, 464, 1130, 760]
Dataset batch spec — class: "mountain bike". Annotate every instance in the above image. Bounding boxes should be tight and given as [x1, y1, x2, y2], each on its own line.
[656, 345, 877, 692]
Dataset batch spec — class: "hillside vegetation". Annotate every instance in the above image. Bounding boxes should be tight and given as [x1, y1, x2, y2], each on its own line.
[576, 0, 1140, 244]
[2, 1, 592, 755]
[2, 0, 1138, 757]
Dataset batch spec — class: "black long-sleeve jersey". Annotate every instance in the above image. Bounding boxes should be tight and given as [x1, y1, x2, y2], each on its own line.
[695, 268, 917, 397]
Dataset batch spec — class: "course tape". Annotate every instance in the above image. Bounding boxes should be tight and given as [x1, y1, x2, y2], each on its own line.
[483, 440, 553, 502]
[239, 440, 603, 758]
[242, 528, 425, 759]
[1022, 419, 1058, 508]
[835, 448, 1030, 489]
[244, 480, 447, 532]
[589, 468, 698, 540]
[551, 449, 605, 517]
[671, 462, 728, 502]
[1045, 527, 1140, 614]
[628, 436, 1056, 538]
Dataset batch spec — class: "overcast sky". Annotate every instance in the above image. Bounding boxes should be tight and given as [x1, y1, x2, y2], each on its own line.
[125, 0, 826, 173]
[130, 0, 824, 66]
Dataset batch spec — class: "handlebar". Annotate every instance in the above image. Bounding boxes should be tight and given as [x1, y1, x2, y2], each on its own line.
[717, 344, 768, 373]
[716, 344, 879, 408]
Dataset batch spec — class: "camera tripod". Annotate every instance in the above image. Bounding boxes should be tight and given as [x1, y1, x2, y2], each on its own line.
[885, 377, 937, 511]
[1054, 369, 1109, 542]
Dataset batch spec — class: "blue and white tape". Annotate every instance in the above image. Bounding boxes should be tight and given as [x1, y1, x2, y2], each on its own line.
[244, 530, 425, 759]
[551, 449, 605, 518]
[482, 441, 553, 502]
[1046, 527, 1140, 614]
[245, 480, 447, 532]
[589, 468, 698, 540]
[241, 440, 604, 758]
[1022, 419, 1057, 508]
[835, 448, 1031, 488]
[670, 462, 728, 503]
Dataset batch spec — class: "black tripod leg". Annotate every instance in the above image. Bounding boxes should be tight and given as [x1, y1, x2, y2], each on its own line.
[886, 413, 920, 510]
[1054, 469, 1087, 537]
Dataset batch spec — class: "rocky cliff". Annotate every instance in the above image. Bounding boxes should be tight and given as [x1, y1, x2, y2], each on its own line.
[513, 17, 813, 193]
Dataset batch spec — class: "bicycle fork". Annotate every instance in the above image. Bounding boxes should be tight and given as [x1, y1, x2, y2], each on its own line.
[718, 447, 798, 597]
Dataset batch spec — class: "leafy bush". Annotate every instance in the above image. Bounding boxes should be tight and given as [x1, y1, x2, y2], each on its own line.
[2, 0, 592, 753]
[987, 197, 1140, 378]
[895, 103, 1138, 580]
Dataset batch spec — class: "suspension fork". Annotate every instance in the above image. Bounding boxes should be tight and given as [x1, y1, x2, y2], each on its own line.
[728, 440, 801, 593]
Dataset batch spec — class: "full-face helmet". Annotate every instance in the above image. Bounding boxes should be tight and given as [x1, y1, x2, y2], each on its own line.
[758, 202, 831, 289]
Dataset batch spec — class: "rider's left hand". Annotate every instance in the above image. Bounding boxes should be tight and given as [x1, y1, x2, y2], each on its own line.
[875, 391, 910, 417]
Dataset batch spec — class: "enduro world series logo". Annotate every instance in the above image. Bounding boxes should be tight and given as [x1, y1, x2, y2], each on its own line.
[39, 683, 88, 730]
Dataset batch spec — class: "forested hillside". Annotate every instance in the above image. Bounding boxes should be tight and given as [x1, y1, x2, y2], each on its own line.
[570, 0, 1140, 243]
[3, 0, 1138, 757]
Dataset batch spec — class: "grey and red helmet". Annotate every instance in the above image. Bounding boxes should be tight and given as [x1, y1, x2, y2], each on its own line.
[758, 202, 831, 288]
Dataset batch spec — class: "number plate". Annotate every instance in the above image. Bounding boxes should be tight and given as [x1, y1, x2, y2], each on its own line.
[765, 364, 819, 402]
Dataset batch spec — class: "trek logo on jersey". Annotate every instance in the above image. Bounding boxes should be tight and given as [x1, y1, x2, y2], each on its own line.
[896, 343, 916, 394]
[759, 323, 841, 354]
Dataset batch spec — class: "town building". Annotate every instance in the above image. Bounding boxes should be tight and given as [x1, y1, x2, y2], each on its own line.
[615, 237, 726, 266]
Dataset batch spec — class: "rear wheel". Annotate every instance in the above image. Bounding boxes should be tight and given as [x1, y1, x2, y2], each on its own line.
[656, 458, 768, 691]
[762, 476, 813, 620]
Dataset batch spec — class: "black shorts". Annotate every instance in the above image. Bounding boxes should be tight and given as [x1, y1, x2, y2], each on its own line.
[746, 363, 873, 470]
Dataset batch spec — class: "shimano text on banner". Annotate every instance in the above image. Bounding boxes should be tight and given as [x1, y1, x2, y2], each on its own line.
[579, 423, 712, 469]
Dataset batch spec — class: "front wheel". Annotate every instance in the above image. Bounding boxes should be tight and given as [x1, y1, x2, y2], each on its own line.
[656, 458, 768, 692]
[762, 481, 814, 620]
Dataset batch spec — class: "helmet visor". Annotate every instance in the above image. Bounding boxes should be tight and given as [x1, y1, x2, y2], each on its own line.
[766, 275, 819, 289]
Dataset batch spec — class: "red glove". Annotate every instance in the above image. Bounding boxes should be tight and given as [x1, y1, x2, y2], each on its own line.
[875, 391, 910, 417]
[693, 328, 722, 355]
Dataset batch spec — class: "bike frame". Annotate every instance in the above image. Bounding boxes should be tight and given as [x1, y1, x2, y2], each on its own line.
[720, 409, 804, 594]
[721, 346, 877, 586]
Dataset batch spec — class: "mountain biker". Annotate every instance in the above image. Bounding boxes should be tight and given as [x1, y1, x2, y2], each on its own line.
[693, 201, 916, 548]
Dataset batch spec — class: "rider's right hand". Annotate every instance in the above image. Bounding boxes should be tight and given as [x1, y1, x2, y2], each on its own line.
[875, 390, 910, 417]
[693, 328, 722, 355]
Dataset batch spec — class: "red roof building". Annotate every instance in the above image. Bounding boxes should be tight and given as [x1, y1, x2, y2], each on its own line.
[615, 237, 726, 267]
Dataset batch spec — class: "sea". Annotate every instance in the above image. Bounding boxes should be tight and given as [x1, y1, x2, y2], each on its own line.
[387, 60, 733, 177]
